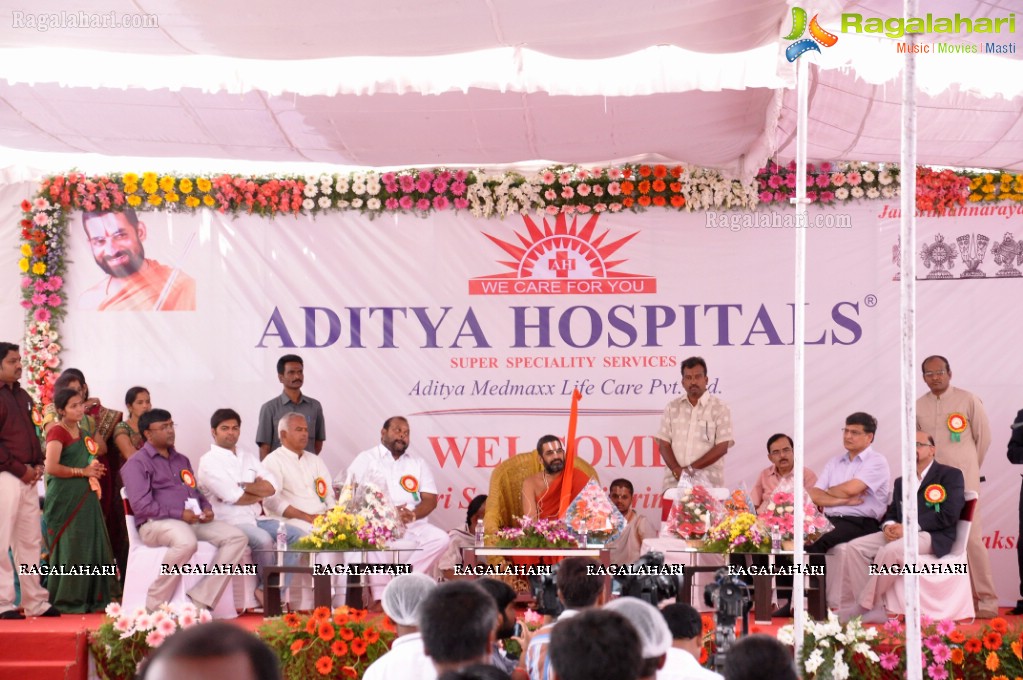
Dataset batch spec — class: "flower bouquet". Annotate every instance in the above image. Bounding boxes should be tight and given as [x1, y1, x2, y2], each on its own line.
[565, 479, 626, 545]
[259, 606, 394, 680]
[704, 512, 771, 553]
[503, 608, 545, 659]
[90, 602, 213, 680]
[304, 473, 404, 550]
[778, 611, 879, 679]
[496, 516, 577, 549]
[296, 505, 373, 550]
[758, 482, 833, 548]
[666, 473, 721, 542]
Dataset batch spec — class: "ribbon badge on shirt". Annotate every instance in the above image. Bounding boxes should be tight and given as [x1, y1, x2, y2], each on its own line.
[31, 405, 44, 427]
[180, 469, 197, 489]
[83, 435, 99, 456]
[314, 477, 328, 502]
[947, 413, 968, 442]
[400, 475, 420, 501]
[924, 484, 946, 513]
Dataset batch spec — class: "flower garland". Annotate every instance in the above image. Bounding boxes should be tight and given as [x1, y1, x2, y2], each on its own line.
[17, 162, 1019, 405]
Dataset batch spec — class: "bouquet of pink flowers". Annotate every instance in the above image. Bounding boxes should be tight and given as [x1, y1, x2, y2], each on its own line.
[667, 477, 721, 540]
[565, 479, 626, 544]
[758, 487, 832, 542]
[496, 516, 577, 548]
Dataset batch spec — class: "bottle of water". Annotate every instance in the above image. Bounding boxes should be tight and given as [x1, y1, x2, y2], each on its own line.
[474, 519, 485, 547]
[579, 529, 588, 549]
[276, 520, 288, 566]
[771, 528, 782, 552]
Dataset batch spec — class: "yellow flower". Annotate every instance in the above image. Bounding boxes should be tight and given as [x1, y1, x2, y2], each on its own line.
[123, 172, 139, 184]
[968, 193, 983, 202]
[179, 178, 193, 194]
[982, 184, 995, 193]
[142, 171, 157, 182]
[159, 175, 175, 192]
[31, 262, 46, 275]
[148, 194, 163, 206]
[142, 178, 158, 194]
[987, 651, 1000, 671]
[127, 195, 142, 207]
[202, 195, 215, 207]
[124, 183, 138, 195]
[970, 177, 983, 190]
[165, 192, 179, 203]
[196, 177, 212, 193]
[20, 244, 32, 257]
[185, 196, 200, 208]
[18, 258, 29, 272]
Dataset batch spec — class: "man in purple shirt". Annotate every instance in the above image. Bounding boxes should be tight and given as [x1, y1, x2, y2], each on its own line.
[0, 341, 60, 619]
[121, 408, 247, 612]
[774, 412, 890, 618]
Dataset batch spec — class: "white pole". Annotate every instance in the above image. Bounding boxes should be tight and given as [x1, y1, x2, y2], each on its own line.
[791, 55, 809, 658]
[901, 0, 922, 676]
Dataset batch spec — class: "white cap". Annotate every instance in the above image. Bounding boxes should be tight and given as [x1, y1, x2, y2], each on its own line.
[381, 573, 436, 626]
[603, 597, 673, 658]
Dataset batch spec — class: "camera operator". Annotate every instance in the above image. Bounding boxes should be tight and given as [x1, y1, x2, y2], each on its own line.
[519, 557, 606, 680]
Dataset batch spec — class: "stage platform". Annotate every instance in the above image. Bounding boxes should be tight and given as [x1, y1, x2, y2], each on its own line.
[0, 608, 1018, 679]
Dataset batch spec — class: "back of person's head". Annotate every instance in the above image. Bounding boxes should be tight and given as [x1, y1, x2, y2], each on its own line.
[382, 573, 436, 628]
[557, 556, 604, 608]
[722, 634, 797, 680]
[549, 609, 641, 680]
[476, 577, 517, 612]
[660, 603, 702, 640]
[420, 581, 498, 667]
[138, 621, 281, 680]
[437, 664, 511, 680]
[603, 597, 672, 677]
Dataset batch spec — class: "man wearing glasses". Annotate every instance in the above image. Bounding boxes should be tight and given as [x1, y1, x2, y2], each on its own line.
[121, 409, 248, 612]
[774, 412, 890, 618]
[750, 433, 818, 513]
[915, 355, 997, 618]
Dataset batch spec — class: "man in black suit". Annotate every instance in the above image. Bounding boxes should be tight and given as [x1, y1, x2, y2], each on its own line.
[1007, 409, 1023, 615]
[838, 431, 965, 623]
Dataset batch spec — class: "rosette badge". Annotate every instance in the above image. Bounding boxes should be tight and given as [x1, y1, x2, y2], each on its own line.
[400, 475, 420, 501]
[315, 477, 328, 502]
[32, 406, 44, 427]
[923, 484, 946, 512]
[946, 413, 968, 442]
[84, 435, 99, 456]
[180, 469, 196, 488]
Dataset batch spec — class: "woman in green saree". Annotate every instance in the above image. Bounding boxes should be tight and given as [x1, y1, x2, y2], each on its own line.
[43, 388, 121, 612]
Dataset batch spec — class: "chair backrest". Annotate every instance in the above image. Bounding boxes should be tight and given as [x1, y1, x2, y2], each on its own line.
[949, 491, 978, 557]
[483, 451, 599, 534]
[120, 487, 142, 546]
[660, 487, 681, 521]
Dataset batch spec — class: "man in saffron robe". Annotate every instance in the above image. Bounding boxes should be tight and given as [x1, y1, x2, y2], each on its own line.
[79, 209, 195, 311]
[521, 435, 590, 520]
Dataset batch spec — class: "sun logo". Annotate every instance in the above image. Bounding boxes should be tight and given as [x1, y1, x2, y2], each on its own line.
[783, 7, 839, 62]
[469, 214, 656, 295]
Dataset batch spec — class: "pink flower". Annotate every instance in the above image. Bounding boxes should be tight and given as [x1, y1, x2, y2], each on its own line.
[398, 175, 415, 192]
[32, 293, 46, 306]
[179, 612, 197, 628]
[921, 615, 932, 628]
[774, 191, 785, 202]
[156, 617, 177, 636]
[454, 170, 468, 182]
[398, 196, 413, 210]
[609, 203, 622, 212]
[768, 175, 782, 189]
[759, 191, 774, 202]
[559, 172, 572, 184]
[432, 179, 448, 193]
[415, 178, 431, 193]
[544, 189, 557, 201]
[785, 174, 797, 188]
[576, 183, 591, 196]
[453, 198, 469, 209]
[577, 204, 591, 213]
[561, 186, 575, 199]
[198, 609, 213, 624]
[20, 300, 32, 309]
[416, 198, 431, 211]
[438, 170, 451, 181]
[879, 652, 900, 671]
[607, 182, 621, 196]
[46, 294, 61, 307]
[560, 205, 575, 214]
[381, 172, 396, 184]
[44, 356, 60, 368]
[815, 174, 830, 188]
[420, 170, 435, 183]
[806, 191, 817, 202]
[923, 634, 942, 651]
[20, 276, 31, 289]
[575, 169, 590, 180]
[432, 196, 450, 210]
[926, 663, 947, 680]
[385, 198, 399, 210]
[935, 619, 955, 636]
[594, 203, 607, 212]
[787, 160, 797, 171]
[34, 280, 47, 293]
[607, 168, 623, 180]
[931, 644, 951, 665]
[820, 162, 832, 172]
[541, 171, 556, 184]
[545, 205, 559, 215]
[847, 171, 862, 186]
[592, 185, 604, 196]
[114, 617, 133, 634]
[831, 173, 846, 186]
[820, 191, 835, 202]
[47, 276, 63, 291]
[145, 630, 165, 648]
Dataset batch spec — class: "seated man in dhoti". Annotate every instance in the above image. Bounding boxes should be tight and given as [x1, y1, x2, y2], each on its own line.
[522, 435, 591, 521]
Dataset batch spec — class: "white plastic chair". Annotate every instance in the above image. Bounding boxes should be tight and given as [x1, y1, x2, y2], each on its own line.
[120, 489, 237, 619]
[884, 490, 978, 621]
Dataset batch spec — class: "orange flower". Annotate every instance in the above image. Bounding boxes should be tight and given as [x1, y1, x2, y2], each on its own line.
[364, 627, 380, 644]
[318, 621, 336, 642]
[622, 197, 634, 208]
[1013, 639, 1023, 660]
[987, 651, 1001, 671]
[312, 606, 332, 620]
[638, 165, 652, 178]
[315, 656, 333, 675]
[950, 648, 964, 665]
[991, 618, 1009, 634]
[637, 196, 651, 207]
[333, 610, 350, 626]
[965, 638, 983, 653]
[653, 165, 668, 179]
[699, 647, 709, 665]
[340, 627, 355, 641]
[701, 615, 714, 632]
[622, 167, 633, 179]
[669, 182, 683, 193]
[351, 638, 367, 656]
[949, 630, 966, 644]
[637, 180, 651, 194]
[380, 617, 396, 632]
[290, 639, 305, 654]
[284, 613, 301, 629]
[984, 632, 1003, 650]
[670, 166, 684, 178]
[306, 618, 318, 634]
[621, 181, 635, 194]
[670, 195, 685, 208]
[331, 640, 349, 657]
[652, 179, 666, 193]
[341, 667, 358, 679]
[652, 196, 666, 207]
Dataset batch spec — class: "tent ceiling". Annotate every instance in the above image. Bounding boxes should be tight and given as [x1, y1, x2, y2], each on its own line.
[0, 0, 1020, 174]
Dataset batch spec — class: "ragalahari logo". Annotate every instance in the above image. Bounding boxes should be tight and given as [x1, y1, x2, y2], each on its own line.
[469, 214, 657, 295]
[784, 7, 839, 62]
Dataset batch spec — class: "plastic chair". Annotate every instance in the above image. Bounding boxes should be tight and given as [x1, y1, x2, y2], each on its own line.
[884, 491, 977, 621]
[120, 489, 237, 618]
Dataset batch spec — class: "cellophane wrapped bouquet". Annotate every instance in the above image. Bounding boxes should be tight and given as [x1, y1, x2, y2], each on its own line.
[565, 478, 626, 544]
[666, 471, 722, 540]
[757, 480, 833, 543]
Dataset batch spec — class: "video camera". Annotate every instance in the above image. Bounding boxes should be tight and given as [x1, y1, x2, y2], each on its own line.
[703, 567, 752, 673]
[613, 551, 679, 606]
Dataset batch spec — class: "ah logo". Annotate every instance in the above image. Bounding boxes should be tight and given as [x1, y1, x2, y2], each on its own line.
[468, 213, 657, 296]
[784, 7, 839, 62]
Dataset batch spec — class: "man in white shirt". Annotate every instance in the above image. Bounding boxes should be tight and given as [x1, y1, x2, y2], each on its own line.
[658, 603, 722, 680]
[363, 573, 437, 680]
[338, 416, 449, 579]
[262, 412, 336, 531]
[197, 408, 303, 608]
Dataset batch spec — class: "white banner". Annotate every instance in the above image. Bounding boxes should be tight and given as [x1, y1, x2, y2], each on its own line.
[53, 201, 1023, 603]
